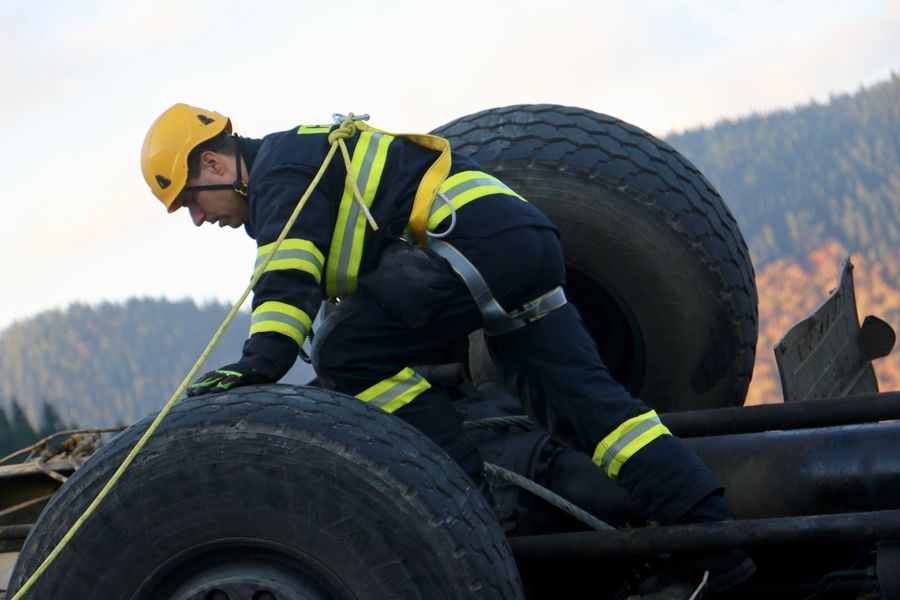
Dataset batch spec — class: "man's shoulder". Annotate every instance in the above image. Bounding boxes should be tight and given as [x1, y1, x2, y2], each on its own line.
[255, 126, 332, 171]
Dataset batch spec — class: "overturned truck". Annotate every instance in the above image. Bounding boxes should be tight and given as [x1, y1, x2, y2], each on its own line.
[1, 105, 897, 599]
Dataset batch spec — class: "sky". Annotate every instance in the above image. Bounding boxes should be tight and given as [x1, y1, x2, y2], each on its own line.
[1, 0, 898, 334]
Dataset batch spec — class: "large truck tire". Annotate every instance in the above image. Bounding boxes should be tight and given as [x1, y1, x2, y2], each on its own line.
[432, 104, 758, 411]
[9, 385, 523, 600]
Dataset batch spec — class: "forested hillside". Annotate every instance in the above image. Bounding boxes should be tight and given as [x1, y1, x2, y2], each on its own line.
[663, 73, 899, 403]
[747, 241, 900, 405]
[0, 74, 898, 431]
[666, 73, 900, 275]
[0, 299, 312, 428]
[0, 399, 68, 458]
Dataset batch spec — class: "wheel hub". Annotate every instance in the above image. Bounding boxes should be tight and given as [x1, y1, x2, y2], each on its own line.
[168, 558, 330, 600]
[135, 541, 342, 600]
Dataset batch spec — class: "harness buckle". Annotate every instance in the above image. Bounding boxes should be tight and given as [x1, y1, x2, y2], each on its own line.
[428, 239, 567, 336]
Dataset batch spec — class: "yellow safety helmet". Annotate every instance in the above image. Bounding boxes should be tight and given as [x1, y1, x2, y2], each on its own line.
[141, 103, 232, 212]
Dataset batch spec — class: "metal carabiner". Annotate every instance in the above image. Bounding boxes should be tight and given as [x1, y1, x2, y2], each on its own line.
[332, 113, 370, 124]
[426, 191, 458, 239]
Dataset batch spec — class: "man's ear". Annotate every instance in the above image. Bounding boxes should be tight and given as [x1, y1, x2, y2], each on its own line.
[198, 150, 227, 175]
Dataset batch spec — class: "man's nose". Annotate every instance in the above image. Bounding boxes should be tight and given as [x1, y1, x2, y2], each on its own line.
[188, 204, 204, 227]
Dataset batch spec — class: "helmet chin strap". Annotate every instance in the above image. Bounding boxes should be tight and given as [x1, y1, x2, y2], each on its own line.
[184, 136, 248, 197]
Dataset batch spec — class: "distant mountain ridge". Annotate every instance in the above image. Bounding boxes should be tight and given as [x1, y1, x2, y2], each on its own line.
[1, 73, 898, 425]
[665, 72, 899, 274]
[0, 298, 312, 427]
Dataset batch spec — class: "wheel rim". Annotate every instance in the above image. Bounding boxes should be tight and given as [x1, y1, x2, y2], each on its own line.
[133, 539, 353, 600]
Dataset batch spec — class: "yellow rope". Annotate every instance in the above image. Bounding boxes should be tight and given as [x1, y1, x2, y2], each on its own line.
[10, 113, 372, 599]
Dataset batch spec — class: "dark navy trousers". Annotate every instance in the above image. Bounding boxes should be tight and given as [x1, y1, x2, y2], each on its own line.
[312, 226, 729, 525]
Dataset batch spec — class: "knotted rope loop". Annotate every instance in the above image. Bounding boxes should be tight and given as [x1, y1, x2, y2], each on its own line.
[329, 112, 378, 230]
[328, 112, 369, 144]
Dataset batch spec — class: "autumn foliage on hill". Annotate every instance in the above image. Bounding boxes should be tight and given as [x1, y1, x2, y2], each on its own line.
[746, 239, 900, 405]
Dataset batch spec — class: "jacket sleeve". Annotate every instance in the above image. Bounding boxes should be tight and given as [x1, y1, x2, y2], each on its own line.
[240, 162, 338, 380]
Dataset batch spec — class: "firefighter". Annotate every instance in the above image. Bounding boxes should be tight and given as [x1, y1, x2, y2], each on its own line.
[141, 103, 754, 598]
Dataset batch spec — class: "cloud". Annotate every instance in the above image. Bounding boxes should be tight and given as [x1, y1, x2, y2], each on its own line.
[596, 0, 900, 133]
[1, 0, 898, 331]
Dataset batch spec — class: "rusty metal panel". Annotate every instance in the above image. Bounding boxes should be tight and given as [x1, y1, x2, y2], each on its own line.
[775, 259, 878, 402]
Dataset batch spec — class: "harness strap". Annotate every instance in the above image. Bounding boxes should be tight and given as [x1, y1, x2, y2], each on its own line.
[354, 121, 452, 247]
[428, 239, 567, 336]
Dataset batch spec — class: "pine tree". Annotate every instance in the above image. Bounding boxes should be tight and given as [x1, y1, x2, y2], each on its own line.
[0, 405, 13, 456]
[38, 400, 67, 437]
[8, 398, 37, 453]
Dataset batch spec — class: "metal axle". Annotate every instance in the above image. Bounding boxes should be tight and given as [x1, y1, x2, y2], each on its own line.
[661, 391, 900, 437]
[508, 509, 900, 558]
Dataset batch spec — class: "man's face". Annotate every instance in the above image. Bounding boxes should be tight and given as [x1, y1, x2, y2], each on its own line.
[178, 151, 248, 228]
[180, 187, 248, 229]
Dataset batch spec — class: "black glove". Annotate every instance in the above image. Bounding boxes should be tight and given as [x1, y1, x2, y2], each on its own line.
[186, 362, 270, 397]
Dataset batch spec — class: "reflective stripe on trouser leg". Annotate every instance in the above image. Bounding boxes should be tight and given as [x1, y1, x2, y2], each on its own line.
[356, 366, 431, 413]
[592, 409, 672, 478]
[355, 368, 483, 476]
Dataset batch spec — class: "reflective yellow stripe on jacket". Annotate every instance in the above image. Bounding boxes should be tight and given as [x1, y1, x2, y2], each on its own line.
[356, 367, 431, 413]
[325, 130, 394, 297]
[250, 301, 313, 347]
[427, 171, 526, 232]
[296, 125, 332, 135]
[354, 122, 452, 248]
[592, 410, 671, 479]
[255, 238, 325, 283]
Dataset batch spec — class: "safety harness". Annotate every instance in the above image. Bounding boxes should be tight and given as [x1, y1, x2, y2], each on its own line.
[428, 240, 567, 336]
[349, 117, 569, 336]
[349, 120, 450, 247]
